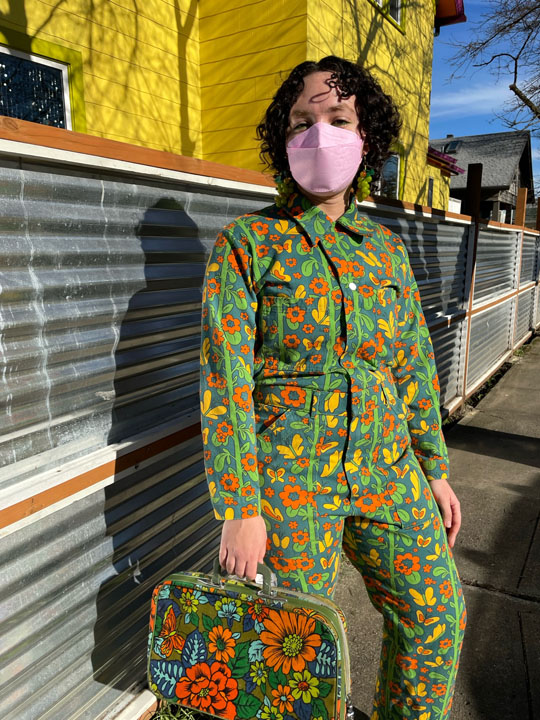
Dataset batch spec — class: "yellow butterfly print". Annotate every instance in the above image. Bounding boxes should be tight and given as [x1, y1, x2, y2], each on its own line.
[261, 499, 283, 522]
[344, 448, 364, 474]
[270, 261, 291, 281]
[321, 450, 342, 478]
[378, 313, 395, 339]
[409, 587, 437, 607]
[425, 624, 447, 644]
[276, 433, 304, 459]
[416, 610, 440, 625]
[200, 389, 228, 420]
[302, 336, 324, 351]
[311, 297, 330, 326]
[267, 467, 286, 483]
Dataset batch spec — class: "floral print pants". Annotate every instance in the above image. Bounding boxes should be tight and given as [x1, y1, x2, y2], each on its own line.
[262, 468, 467, 720]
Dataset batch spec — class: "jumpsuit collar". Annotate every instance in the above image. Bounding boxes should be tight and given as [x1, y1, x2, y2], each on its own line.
[281, 189, 375, 246]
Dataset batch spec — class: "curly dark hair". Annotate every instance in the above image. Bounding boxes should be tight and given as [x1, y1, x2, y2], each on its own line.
[256, 55, 401, 185]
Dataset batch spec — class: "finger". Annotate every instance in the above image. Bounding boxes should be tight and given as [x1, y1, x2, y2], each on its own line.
[245, 558, 258, 582]
[438, 498, 452, 529]
[235, 559, 247, 580]
[448, 501, 461, 547]
[225, 554, 236, 577]
[219, 539, 227, 568]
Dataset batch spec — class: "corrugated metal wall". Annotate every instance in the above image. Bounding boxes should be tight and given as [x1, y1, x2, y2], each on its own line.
[466, 298, 514, 392]
[365, 206, 470, 411]
[473, 227, 519, 304]
[0, 158, 271, 720]
[0, 152, 538, 720]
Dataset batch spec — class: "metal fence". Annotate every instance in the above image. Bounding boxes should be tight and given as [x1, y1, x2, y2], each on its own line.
[0, 144, 538, 720]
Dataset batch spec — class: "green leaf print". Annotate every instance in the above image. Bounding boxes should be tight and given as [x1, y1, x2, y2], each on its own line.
[318, 680, 332, 698]
[236, 689, 262, 719]
[312, 696, 329, 720]
[214, 452, 227, 472]
[230, 641, 250, 678]
[202, 614, 215, 632]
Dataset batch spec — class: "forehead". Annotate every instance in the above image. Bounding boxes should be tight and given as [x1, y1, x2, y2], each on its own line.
[289, 71, 357, 116]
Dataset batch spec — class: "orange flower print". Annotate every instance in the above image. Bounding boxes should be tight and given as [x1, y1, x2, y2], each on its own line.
[280, 386, 307, 408]
[279, 483, 312, 510]
[241, 503, 258, 519]
[439, 580, 453, 599]
[227, 246, 249, 276]
[158, 606, 185, 657]
[260, 609, 322, 674]
[286, 306, 306, 324]
[208, 625, 236, 663]
[394, 553, 421, 575]
[271, 684, 294, 714]
[221, 314, 240, 334]
[232, 384, 252, 411]
[240, 453, 257, 473]
[247, 598, 270, 622]
[175, 661, 238, 718]
[220, 474, 239, 492]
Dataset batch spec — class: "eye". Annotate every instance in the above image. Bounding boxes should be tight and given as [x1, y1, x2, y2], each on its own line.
[332, 118, 351, 126]
[291, 122, 309, 131]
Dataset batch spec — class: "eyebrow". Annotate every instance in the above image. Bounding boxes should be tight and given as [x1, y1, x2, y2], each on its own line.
[290, 105, 356, 118]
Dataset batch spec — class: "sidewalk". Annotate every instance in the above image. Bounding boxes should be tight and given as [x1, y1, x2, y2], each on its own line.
[335, 335, 540, 719]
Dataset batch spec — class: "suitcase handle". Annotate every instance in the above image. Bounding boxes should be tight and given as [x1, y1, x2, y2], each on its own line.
[212, 558, 276, 596]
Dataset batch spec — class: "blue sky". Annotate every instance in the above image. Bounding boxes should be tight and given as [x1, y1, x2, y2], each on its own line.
[429, 0, 539, 193]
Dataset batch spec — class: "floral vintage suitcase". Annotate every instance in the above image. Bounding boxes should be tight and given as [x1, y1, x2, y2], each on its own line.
[147, 560, 352, 720]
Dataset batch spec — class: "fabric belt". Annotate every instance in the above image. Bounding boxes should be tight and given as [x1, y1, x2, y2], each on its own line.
[253, 385, 350, 415]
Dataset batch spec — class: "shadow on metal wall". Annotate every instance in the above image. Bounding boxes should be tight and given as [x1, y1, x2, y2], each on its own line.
[91, 197, 220, 692]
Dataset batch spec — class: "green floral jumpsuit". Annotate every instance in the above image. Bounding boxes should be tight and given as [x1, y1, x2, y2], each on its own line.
[199, 190, 467, 720]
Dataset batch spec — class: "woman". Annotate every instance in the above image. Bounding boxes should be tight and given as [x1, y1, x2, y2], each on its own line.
[199, 56, 466, 720]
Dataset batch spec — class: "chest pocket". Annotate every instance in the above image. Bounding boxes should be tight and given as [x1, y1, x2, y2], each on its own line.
[259, 293, 333, 370]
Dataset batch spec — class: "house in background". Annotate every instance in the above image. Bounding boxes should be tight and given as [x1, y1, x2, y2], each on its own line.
[0, 0, 464, 209]
[430, 130, 535, 223]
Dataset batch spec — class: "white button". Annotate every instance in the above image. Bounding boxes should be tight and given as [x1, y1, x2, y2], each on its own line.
[349, 282, 357, 290]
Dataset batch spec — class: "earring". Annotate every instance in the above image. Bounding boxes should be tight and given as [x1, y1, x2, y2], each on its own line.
[356, 167, 374, 202]
[274, 173, 296, 207]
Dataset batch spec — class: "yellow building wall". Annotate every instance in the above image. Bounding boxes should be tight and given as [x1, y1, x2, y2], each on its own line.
[200, 0, 437, 206]
[0, 0, 202, 157]
[306, 0, 436, 205]
[199, 0, 308, 170]
[1, 0, 442, 207]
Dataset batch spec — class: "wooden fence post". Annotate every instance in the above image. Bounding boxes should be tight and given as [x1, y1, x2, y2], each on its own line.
[463, 163, 483, 218]
[515, 187, 528, 227]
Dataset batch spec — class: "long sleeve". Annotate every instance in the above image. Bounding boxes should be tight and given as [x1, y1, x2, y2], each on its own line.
[391, 239, 450, 483]
[199, 226, 261, 520]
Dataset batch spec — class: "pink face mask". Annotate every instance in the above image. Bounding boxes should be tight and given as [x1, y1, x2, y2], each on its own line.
[286, 122, 364, 195]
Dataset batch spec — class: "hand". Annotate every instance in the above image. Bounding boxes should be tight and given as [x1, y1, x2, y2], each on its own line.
[429, 478, 461, 549]
[219, 515, 267, 581]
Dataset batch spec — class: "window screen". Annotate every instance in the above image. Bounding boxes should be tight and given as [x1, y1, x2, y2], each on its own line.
[0, 48, 69, 128]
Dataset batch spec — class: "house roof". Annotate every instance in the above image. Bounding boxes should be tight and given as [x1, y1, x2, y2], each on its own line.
[429, 130, 534, 194]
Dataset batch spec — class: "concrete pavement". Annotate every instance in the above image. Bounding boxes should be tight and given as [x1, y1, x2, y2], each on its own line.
[335, 335, 540, 720]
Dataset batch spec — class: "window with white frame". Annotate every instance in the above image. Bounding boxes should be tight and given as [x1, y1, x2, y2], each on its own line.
[374, 0, 401, 24]
[0, 46, 71, 129]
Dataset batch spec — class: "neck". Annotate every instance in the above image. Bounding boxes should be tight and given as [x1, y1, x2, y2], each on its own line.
[300, 186, 353, 222]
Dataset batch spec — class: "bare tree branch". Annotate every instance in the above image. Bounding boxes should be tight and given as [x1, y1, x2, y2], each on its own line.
[449, 0, 540, 132]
